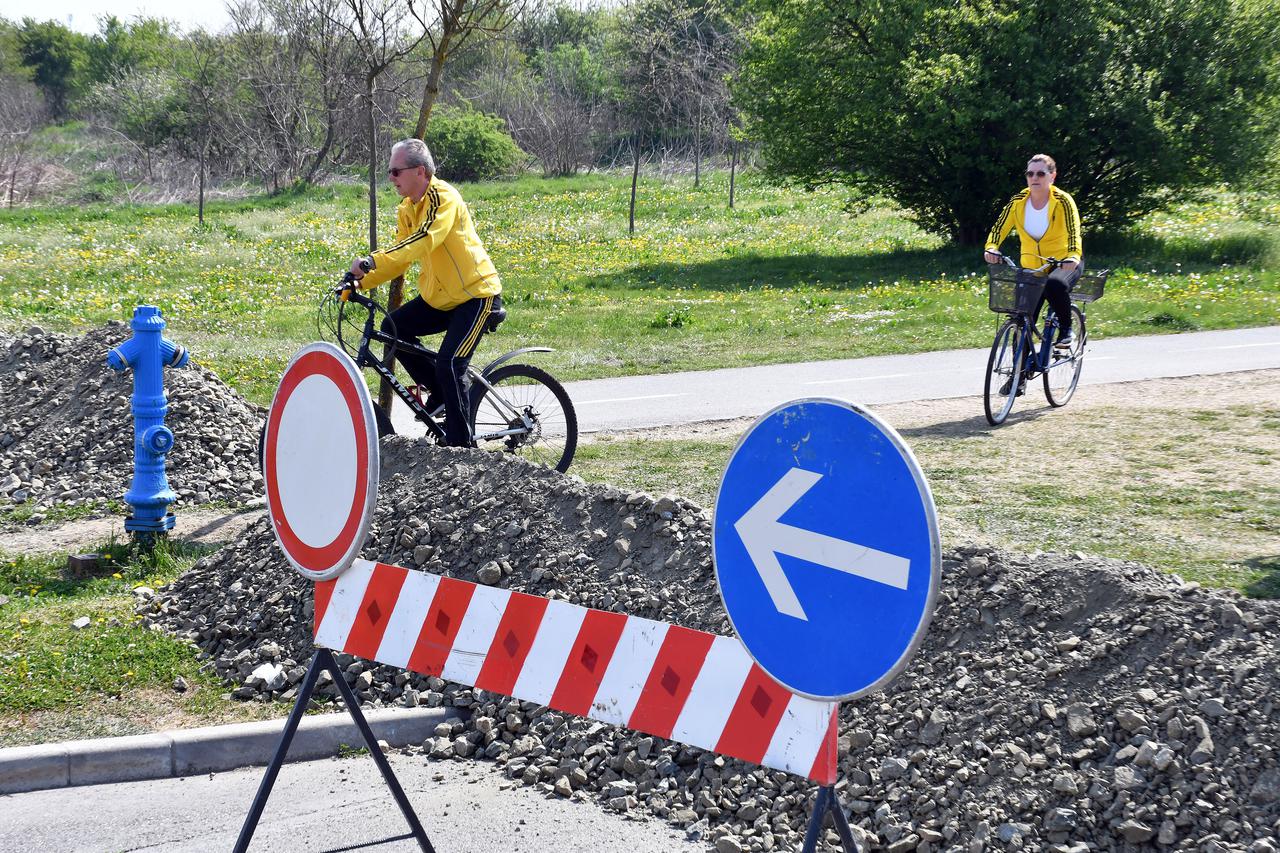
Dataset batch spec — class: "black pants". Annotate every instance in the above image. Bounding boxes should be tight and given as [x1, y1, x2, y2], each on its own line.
[1038, 264, 1083, 334]
[382, 295, 498, 447]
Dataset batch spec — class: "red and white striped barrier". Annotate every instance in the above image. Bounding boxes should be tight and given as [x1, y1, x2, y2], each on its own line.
[315, 559, 839, 783]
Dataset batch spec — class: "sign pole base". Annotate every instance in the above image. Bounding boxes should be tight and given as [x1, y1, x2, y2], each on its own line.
[232, 648, 436, 853]
[801, 785, 862, 853]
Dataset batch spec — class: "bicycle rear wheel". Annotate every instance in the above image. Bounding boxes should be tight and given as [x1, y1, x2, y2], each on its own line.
[1044, 306, 1086, 407]
[984, 319, 1024, 426]
[470, 363, 578, 473]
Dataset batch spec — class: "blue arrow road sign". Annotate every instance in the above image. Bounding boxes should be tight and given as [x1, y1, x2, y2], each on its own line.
[713, 398, 939, 701]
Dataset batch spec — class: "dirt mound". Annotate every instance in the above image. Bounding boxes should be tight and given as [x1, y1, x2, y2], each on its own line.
[0, 324, 264, 518]
[141, 439, 1280, 852]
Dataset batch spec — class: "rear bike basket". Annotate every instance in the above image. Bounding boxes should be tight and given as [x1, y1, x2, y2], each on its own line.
[988, 265, 1045, 315]
[1072, 270, 1109, 303]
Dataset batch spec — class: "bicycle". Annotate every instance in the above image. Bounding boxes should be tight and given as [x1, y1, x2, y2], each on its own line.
[318, 275, 579, 472]
[982, 253, 1108, 426]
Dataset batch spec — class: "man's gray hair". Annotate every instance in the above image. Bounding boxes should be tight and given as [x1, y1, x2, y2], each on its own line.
[392, 138, 435, 175]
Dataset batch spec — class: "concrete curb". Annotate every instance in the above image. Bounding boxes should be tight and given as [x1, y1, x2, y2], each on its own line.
[0, 705, 462, 796]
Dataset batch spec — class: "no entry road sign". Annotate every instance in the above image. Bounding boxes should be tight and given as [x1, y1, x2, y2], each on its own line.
[713, 398, 939, 701]
[263, 343, 379, 581]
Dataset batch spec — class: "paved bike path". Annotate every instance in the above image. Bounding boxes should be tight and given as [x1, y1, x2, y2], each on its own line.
[391, 325, 1280, 435]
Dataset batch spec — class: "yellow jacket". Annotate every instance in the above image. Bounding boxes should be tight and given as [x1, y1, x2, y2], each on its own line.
[360, 178, 501, 310]
[985, 186, 1083, 269]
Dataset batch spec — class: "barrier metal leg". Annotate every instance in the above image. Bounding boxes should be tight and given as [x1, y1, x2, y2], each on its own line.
[800, 785, 861, 853]
[232, 649, 435, 853]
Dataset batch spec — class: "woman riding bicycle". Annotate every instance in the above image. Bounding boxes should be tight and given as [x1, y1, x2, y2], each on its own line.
[983, 154, 1083, 349]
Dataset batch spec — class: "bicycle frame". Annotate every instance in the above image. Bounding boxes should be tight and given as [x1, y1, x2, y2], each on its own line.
[345, 293, 550, 445]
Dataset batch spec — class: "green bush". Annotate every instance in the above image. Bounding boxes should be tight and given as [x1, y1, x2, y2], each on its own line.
[425, 106, 525, 182]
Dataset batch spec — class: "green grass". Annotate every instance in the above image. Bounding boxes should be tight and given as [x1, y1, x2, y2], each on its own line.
[1, 174, 1276, 406]
[0, 540, 288, 745]
[574, 396, 1280, 599]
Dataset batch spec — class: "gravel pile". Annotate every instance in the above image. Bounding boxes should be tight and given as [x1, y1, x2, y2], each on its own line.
[0, 324, 265, 518]
[141, 439, 1280, 852]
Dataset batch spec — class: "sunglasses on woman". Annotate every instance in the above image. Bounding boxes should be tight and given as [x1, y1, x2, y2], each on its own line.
[1026, 170, 1049, 178]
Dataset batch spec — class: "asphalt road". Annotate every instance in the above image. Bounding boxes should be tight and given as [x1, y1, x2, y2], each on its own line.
[0, 750, 703, 853]
[391, 325, 1280, 436]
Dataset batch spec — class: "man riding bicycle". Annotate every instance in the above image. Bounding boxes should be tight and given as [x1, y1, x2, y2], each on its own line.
[983, 153, 1083, 350]
[346, 138, 502, 448]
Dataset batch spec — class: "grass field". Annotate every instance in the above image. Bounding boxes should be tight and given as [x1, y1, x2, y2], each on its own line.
[1, 172, 1276, 405]
[573, 373, 1280, 600]
[0, 542, 286, 747]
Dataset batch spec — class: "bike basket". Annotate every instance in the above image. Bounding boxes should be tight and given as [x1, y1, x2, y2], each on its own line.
[1072, 270, 1109, 303]
[987, 265, 1045, 315]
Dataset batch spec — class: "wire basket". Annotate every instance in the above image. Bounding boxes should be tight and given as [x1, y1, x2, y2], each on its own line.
[1072, 270, 1109, 303]
[987, 265, 1046, 315]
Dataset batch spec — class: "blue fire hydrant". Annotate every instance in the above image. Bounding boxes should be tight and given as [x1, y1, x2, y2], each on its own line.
[106, 305, 189, 545]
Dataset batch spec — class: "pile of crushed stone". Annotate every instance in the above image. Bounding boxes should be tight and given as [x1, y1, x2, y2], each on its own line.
[0, 324, 264, 518]
[140, 439, 1280, 853]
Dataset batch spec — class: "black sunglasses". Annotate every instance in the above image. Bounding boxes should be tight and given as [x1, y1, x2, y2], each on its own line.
[388, 165, 420, 177]
[1025, 170, 1050, 178]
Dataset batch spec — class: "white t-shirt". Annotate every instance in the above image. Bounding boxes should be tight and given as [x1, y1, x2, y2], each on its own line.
[1023, 200, 1049, 240]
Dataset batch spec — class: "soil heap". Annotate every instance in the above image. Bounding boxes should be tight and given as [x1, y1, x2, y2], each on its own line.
[0, 324, 264, 518]
[141, 439, 1279, 853]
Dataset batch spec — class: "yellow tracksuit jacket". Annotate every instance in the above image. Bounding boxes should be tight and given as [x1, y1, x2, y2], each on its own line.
[985, 186, 1083, 270]
[360, 178, 501, 310]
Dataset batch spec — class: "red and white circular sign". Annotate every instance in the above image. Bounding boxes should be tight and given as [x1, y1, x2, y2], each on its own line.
[263, 342, 378, 581]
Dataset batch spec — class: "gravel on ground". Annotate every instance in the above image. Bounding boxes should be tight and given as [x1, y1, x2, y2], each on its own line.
[140, 440, 1280, 853]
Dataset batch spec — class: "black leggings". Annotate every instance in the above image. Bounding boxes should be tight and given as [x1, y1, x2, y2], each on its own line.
[382, 295, 499, 447]
[1038, 264, 1082, 333]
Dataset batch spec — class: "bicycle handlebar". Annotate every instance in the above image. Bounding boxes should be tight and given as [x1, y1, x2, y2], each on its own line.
[988, 252, 1066, 274]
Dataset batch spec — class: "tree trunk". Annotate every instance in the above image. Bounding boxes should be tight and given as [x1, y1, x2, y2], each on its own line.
[694, 100, 702, 189]
[198, 141, 206, 226]
[629, 131, 641, 235]
[413, 43, 451, 140]
[366, 75, 379, 251]
[729, 140, 738, 209]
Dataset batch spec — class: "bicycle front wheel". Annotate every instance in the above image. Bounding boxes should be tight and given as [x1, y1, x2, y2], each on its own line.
[1044, 306, 1086, 407]
[470, 363, 578, 473]
[984, 319, 1024, 426]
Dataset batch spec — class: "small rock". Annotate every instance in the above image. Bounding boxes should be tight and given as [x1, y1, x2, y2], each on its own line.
[71, 616, 92, 630]
[715, 837, 744, 853]
[1116, 819, 1154, 843]
[1065, 703, 1097, 737]
[879, 757, 909, 780]
[1251, 768, 1280, 804]
[476, 562, 502, 585]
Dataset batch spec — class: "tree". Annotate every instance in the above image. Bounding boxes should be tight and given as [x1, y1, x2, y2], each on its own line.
[321, 0, 428, 411]
[84, 16, 176, 84]
[85, 68, 185, 179]
[0, 75, 45, 206]
[409, 0, 528, 140]
[226, 0, 361, 190]
[736, 0, 1280, 244]
[504, 42, 618, 176]
[175, 30, 233, 224]
[16, 19, 89, 118]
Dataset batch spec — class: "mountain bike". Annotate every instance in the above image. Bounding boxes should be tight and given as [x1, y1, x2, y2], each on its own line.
[318, 278, 578, 472]
[982, 254, 1108, 426]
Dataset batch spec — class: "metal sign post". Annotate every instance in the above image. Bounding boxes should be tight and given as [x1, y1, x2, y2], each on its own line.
[237, 342, 433, 853]
[712, 398, 940, 851]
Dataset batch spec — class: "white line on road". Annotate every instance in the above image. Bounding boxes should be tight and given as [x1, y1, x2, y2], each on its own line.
[804, 372, 929, 386]
[1211, 342, 1280, 350]
[575, 393, 687, 406]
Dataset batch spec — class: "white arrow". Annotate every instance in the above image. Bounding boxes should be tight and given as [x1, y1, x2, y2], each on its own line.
[734, 467, 910, 621]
